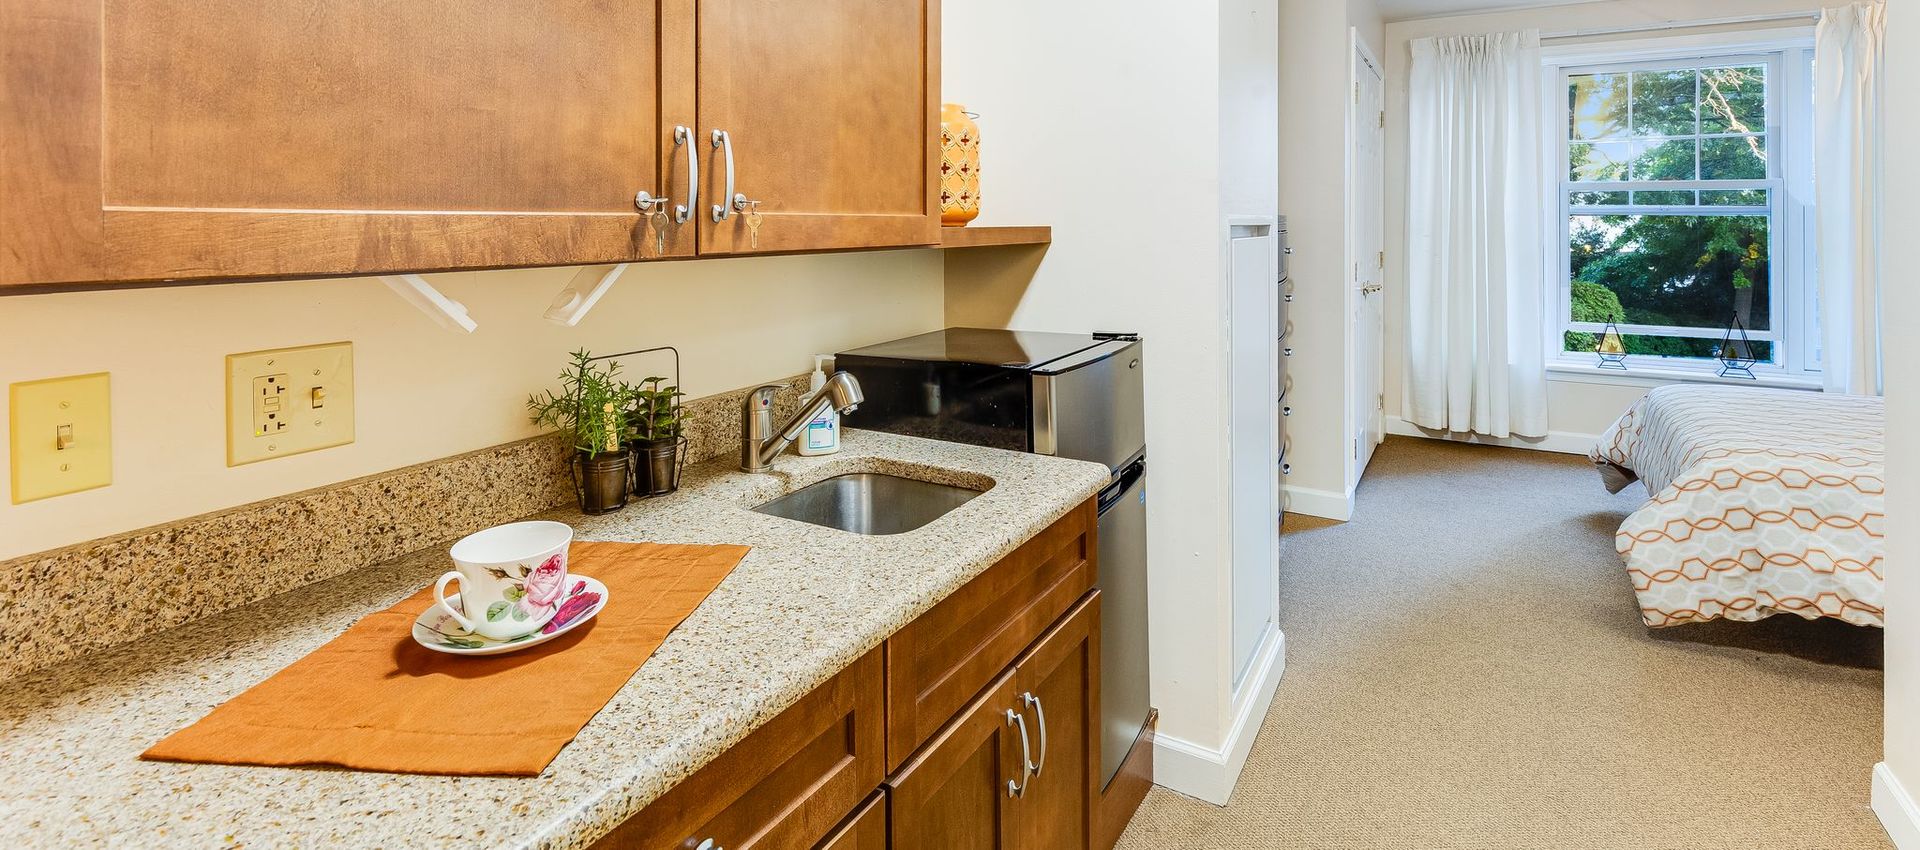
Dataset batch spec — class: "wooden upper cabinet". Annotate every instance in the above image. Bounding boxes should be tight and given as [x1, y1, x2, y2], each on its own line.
[693, 0, 940, 255]
[2, 0, 692, 288]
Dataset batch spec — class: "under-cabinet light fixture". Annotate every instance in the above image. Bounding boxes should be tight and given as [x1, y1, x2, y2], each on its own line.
[379, 274, 477, 333]
[544, 264, 631, 327]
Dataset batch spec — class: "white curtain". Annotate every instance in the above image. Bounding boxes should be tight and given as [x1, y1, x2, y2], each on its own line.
[1404, 30, 1549, 438]
[1814, 3, 1885, 396]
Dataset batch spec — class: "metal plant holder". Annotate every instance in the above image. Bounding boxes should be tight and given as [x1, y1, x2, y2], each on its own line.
[585, 346, 688, 499]
[1718, 315, 1757, 379]
[1596, 322, 1628, 370]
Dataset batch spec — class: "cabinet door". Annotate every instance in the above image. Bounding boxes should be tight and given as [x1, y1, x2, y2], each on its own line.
[1, 0, 693, 287]
[1012, 593, 1100, 850]
[887, 672, 1020, 850]
[694, 0, 940, 255]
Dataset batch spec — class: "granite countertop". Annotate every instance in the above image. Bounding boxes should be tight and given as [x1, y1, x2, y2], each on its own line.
[0, 430, 1109, 849]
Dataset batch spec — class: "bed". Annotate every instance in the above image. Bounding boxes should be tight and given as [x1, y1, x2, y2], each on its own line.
[1590, 384, 1885, 628]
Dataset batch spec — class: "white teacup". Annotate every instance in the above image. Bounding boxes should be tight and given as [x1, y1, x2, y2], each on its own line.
[436, 520, 574, 641]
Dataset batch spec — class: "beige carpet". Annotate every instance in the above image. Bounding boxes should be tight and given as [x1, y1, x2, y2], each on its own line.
[1116, 437, 1887, 850]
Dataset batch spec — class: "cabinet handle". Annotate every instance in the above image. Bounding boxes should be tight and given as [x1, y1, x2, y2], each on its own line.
[1005, 708, 1033, 798]
[711, 129, 737, 222]
[694, 840, 721, 850]
[1021, 692, 1048, 777]
[674, 126, 698, 224]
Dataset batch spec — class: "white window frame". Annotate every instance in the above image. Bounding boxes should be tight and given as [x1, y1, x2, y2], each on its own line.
[1541, 30, 1818, 388]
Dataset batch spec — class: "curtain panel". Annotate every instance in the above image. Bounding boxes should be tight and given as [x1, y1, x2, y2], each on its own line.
[1404, 29, 1551, 438]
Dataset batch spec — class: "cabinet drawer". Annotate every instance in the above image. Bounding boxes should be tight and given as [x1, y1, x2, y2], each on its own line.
[815, 791, 886, 850]
[592, 648, 885, 850]
[885, 498, 1096, 770]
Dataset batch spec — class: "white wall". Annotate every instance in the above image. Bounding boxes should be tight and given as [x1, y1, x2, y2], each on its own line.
[0, 253, 944, 559]
[1379, 0, 1820, 445]
[1278, 0, 1383, 516]
[941, 0, 1247, 797]
[1878, 2, 1918, 844]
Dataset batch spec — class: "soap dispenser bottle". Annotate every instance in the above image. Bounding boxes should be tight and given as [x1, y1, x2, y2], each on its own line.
[797, 355, 842, 456]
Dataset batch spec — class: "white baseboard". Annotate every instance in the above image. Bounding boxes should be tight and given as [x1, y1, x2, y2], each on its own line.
[1152, 627, 1286, 805]
[1875, 762, 1920, 848]
[1282, 485, 1352, 521]
[1383, 415, 1598, 456]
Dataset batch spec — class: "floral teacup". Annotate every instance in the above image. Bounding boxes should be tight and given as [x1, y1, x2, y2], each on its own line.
[435, 521, 573, 641]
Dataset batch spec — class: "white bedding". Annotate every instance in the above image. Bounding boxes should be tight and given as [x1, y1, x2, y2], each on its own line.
[1590, 385, 1885, 627]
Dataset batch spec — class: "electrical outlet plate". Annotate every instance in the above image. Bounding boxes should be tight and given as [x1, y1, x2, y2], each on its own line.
[226, 342, 355, 466]
[9, 372, 112, 504]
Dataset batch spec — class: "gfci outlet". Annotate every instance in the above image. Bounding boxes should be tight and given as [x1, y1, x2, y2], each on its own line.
[226, 342, 354, 466]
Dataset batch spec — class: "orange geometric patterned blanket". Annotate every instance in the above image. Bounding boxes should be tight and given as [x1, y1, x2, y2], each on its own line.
[1591, 385, 1884, 628]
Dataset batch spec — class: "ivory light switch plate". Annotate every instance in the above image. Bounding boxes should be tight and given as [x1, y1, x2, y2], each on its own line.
[9, 372, 112, 504]
[226, 342, 355, 466]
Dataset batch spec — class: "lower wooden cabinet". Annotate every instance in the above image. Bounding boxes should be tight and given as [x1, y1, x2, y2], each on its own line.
[597, 500, 1128, 849]
[887, 594, 1100, 850]
[589, 649, 884, 850]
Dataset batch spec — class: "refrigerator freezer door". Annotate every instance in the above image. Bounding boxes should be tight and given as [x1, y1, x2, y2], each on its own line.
[1032, 339, 1146, 471]
[1096, 457, 1150, 788]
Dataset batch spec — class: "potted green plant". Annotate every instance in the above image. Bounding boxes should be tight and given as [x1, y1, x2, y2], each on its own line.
[625, 375, 687, 497]
[528, 349, 632, 515]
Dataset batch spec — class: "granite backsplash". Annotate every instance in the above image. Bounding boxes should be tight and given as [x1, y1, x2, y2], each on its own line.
[0, 375, 808, 680]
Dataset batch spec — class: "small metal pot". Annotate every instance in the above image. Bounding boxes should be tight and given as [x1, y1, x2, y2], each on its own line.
[574, 451, 630, 515]
[631, 437, 685, 497]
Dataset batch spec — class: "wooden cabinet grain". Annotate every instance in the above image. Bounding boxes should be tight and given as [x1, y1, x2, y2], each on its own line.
[815, 792, 888, 850]
[886, 671, 1022, 849]
[0, 0, 939, 289]
[693, 0, 940, 255]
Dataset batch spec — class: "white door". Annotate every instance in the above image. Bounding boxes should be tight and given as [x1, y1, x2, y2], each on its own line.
[1351, 47, 1386, 477]
[1227, 219, 1279, 691]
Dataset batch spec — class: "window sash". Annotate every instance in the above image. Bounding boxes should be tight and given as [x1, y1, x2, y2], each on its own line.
[1552, 50, 1789, 367]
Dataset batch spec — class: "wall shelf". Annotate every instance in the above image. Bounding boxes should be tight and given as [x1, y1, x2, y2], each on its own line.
[939, 225, 1051, 249]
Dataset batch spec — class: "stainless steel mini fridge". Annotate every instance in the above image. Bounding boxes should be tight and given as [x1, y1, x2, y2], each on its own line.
[836, 327, 1150, 789]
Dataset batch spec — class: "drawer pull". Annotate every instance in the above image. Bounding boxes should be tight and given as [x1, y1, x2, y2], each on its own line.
[1005, 709, 1033, 798]
[1021, 692, 1048, 777]
[695, 840, 722, 850]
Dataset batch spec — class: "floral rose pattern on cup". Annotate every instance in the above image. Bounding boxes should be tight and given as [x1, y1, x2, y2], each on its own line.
[523, 555, 567, 606]
[479, 555, 566, 623]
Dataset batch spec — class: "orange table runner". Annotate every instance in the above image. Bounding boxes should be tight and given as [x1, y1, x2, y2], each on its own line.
[143, 541, 748, 776]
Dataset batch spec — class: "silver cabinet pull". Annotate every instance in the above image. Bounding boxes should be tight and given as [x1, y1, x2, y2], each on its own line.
[674, 126, 698, 224]
[1005, 708, 1033, 798]
[694, 840, 721, 850]
[1021, 692, 1048, 776]
[711, 129, 736, 222]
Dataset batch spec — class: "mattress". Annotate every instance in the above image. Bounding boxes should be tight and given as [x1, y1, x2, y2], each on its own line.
[1590, 384, 1884, 627]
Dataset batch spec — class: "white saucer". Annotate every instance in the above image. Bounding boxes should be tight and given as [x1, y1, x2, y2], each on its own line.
[412, 575, 609, 656]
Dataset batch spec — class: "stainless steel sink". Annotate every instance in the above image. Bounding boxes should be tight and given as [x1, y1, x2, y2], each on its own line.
[753, 473, 984, 535]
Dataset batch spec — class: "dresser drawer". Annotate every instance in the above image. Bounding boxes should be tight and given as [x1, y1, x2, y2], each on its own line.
[591, 648, 885, 850]
[884, 498, 1097, 770]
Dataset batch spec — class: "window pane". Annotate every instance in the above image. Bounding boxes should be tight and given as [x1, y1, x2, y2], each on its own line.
[1570, 190, 1628, 206]
[1632, 190, 1696, 206]
[1699, 66, 1766, 134]
[1570, 73, 1628, 140]
[1569, 213, 1771, 331]
[1632, 69, 1696, 136]
[1562, 330, 1774, 362]
[1700, 135, 1767, 179]
[1570, 140, 1632, 181]
[1631, 139, 1697, 181]
[1701, 188, 1768, 206]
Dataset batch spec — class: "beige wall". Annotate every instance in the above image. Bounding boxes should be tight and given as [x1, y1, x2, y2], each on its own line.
[941, 0, 1240, 767]
[1277, 0, 1384, 510]
[1881, 0, 1917, 839]
[0, 252, 945, 560]
[1379, 0, 1820, 443]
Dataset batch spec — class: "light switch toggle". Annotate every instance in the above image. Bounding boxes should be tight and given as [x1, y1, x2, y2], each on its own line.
[56, 424, 74, 451]
[311, 387, 327, 409]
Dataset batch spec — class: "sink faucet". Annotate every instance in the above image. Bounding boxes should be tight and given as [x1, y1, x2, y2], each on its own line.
[740, 371, 865, 472]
